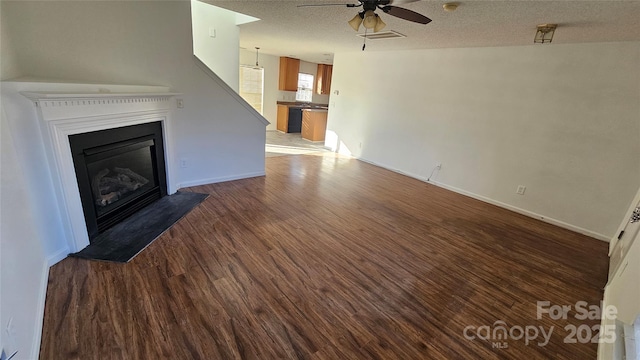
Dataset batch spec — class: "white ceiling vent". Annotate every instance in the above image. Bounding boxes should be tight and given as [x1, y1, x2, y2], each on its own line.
[356, 30, 406, 40]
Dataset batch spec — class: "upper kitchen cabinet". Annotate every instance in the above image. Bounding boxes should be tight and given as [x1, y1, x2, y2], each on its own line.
[316, 64, 333, 95]
[279, 57, 300, 91]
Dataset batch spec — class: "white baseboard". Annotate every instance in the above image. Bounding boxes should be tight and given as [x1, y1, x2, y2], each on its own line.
[32, 247, 68, 358]
[31, 260, 50, 359]
[178, 171, 266, 189]
[430, 180, 610, 242]
[357, 158, 610, 242]
[47, 247, 69, 267]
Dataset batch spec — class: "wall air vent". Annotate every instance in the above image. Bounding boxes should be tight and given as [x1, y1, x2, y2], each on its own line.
[356, 30, 406, 40]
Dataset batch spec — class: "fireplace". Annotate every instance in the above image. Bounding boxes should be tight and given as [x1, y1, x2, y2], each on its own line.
[21, 88, 179, 254]
[69, 122, 167, 240]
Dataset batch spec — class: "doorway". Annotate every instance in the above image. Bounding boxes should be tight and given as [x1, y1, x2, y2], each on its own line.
[239, 65, 264, 114]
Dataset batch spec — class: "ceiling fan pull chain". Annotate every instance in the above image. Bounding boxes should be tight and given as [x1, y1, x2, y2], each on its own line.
[362, 28, 368, 51]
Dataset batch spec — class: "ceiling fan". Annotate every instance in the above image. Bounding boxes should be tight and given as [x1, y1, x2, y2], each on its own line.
[298, 0, 432, 33]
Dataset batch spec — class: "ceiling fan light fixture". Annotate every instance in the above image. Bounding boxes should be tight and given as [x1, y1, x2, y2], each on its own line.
[443, 3, 458, 12]
[348, 13, 363, 31]
[374, 15, 386, 32]
[534, 23, 557, 43]
[362, 10, 377, 29]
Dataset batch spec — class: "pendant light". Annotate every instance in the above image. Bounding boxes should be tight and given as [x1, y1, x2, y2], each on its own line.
[255, 47, 260, 67]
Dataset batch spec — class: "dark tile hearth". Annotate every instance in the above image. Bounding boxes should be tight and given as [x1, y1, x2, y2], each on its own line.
[71, 191, 208, 263]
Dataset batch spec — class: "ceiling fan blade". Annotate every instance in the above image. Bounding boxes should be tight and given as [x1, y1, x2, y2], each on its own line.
[380, 5, 431, 24]
[297, 3, 359, 7]
[389, 0, 419, 5]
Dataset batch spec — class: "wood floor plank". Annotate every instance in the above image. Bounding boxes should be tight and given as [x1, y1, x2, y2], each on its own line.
[40, 153, 609, 359]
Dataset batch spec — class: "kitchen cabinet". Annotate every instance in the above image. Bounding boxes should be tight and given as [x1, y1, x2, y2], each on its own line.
[277, 104, 289, 132]
[316, 64, 333, 95]
[302, 110, 328, 141]
[278, 102, 329, 134]
[279, 57, 300, 91]
[277, 105, 303, 133]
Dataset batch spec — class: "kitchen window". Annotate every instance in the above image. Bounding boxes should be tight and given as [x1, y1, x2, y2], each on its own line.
[296, 73, 314, 102]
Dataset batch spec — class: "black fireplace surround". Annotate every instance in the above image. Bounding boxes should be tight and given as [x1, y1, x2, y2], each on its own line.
[70, 122, 167, 241]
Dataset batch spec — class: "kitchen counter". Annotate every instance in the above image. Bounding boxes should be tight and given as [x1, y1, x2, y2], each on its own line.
[277, 103, 328, 133]
[301, 109, 328, 142]
[277, 101, 328, 110]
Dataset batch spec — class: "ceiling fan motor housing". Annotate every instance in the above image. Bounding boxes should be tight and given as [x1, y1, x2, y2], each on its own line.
[362, 0, 391, 11]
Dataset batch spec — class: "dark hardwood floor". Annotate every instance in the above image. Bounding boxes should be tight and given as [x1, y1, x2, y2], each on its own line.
[40, 153, 609, 359]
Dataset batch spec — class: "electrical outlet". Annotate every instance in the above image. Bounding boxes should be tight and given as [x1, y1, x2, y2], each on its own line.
[517, 185, 526, 195]
[436, 163, 442, 170]
[176, 99, 184, 109]
[180, 158, 188, 168]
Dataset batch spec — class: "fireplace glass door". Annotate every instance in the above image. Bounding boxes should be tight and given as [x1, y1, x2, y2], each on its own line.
[86, 139, 157, 217]
[70, 122, 167, 240]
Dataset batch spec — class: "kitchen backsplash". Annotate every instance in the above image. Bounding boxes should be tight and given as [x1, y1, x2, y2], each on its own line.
[278, 90, 329, 105]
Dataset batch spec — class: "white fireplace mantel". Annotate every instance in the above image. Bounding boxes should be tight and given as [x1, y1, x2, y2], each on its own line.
[22, 90, 180, 253]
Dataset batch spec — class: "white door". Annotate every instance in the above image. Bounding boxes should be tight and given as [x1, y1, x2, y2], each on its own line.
[609, 192, 640, 279]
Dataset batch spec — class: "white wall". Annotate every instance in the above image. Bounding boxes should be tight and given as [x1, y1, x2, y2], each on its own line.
[192, 0, 244, 92]
[1, 107, 49, 360]
[0, 83, 70, 260]
[0, 4, 49, 360]
[240, 49, 279, 131]
[327, 42, 640, 239]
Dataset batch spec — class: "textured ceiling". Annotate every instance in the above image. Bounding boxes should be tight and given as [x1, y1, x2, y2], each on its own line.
[205, 0, 640, 64]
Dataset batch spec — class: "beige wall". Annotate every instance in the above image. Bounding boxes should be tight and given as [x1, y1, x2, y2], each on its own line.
[0, 2, 21, 80]
[191, 0, 241, 92]
[327, 42, 640, 239]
